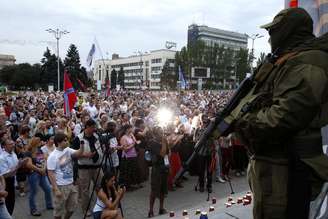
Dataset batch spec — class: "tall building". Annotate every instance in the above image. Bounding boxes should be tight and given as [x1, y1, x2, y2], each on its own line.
[188, 24, 248, 50]
[94, 49, 176, 90]
[0, 54, 16, 70]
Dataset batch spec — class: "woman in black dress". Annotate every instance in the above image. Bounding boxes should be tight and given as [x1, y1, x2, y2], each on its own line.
[148, 127, 169, 218]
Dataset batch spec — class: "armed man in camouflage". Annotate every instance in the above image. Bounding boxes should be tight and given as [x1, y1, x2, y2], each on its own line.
[235, 7, 328, 219]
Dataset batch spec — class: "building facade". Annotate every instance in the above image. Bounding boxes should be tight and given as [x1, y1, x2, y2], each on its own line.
[0, 54, 16, 70]
[94, 49, 176, 90]
[188, 24, 248, 50]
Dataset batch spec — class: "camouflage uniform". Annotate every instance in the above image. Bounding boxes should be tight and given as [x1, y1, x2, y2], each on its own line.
[235, 8, 328, 219]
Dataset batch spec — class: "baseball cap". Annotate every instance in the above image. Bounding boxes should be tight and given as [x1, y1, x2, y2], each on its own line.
[260, 8, 289, 30]
[260, 8, 312, 30]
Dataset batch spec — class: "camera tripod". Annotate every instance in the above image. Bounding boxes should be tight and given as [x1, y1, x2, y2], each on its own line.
[83, 143, 124, 219]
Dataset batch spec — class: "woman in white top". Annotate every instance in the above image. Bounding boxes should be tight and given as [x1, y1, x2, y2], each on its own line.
[93, 171, 125, 219]
[40, 135, 55, 158]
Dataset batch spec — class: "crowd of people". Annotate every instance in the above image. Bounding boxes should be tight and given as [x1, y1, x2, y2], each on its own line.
[0, 89, 249, 219]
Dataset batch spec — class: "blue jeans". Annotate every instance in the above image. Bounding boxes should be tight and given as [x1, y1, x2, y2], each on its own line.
[0, 203, 12, 219]
[28, 172, 53, 212]
[93, 211, 102, 219]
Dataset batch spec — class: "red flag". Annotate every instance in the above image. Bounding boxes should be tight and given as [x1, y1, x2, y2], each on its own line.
[105, 72, 110, 97]
[63, 70, 77, 116]
[289, 0, 298, 8]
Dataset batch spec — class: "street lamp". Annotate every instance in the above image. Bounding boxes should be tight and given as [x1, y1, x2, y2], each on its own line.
[245, 33, 263, 73]
[46, 28, 69, 91]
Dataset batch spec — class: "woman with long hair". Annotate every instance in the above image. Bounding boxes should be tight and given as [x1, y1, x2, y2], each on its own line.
[134, 118, 149, 182]
[34, 120, 48, 142]
[15, 125, 31, 197]
[118, 124, 141, 190]
[24, 137, 53, 216]
[93, 171, 125, 219]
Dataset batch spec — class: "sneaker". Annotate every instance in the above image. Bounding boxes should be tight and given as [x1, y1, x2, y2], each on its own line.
[241, 171, 246, 176]
[215, 176, 226, 183]
[235, 172, 241, 177]
[31, 210, 41, 216]
[19, 192, 26, 197]
[224, 175, 231, 181]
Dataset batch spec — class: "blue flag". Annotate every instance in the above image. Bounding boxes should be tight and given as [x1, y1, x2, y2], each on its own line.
[178, 66, 187, 89]
[86, 43, 96, 67]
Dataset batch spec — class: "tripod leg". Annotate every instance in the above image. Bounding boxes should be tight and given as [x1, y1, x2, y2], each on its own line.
[83, 154, 107, 219]
[227, 177, 235, 194]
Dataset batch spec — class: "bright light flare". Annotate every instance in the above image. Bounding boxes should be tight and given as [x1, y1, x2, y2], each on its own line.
[156, 108, 173, 128]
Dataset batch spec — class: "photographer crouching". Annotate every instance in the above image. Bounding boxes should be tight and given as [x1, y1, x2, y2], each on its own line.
[92, 171, 125, 219]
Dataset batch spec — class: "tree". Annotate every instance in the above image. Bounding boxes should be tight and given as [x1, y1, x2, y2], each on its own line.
[256, 52, 266, 67]
[64, 44, 89, 90]
[117, 66, 125, 89]
[0, 63, 41, 90]
[40, 47, 63, 90]
[110, 69, 117, 90]
[234, 48, 251, 83]
[160, 60, 176, 90]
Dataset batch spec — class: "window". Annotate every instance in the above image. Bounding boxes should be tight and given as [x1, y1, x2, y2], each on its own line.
[167, 59, 175, 64]
[151, 74, 161, 79]
[151, 58, 162, 64]
[98, 70, 101, 81]
[151, 66, 161, 72]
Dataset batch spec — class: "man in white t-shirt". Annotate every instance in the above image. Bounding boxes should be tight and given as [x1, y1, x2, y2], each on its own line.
[83, 99, 98, 120]
[47, 132, 94, 219]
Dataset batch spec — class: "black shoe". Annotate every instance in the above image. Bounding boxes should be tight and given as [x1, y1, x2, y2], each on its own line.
[199, 187, 205, 193]
[181, 176, 188, 181]
[159, 209, 167, 215]
[175, 182, 183, 188]
[148, 211, 154, 218]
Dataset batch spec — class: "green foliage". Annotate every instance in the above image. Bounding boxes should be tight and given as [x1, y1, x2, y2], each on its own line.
[256, 52, 266, 67]
[0, 63, 41, 90]
[175, 40, 257, 90]
[160, 60, 176, 90]
[117, 66, 125, 89]
[0, 44, 93, 91]
[40, 47, 63, 90]
[64, 44, 90, 90]
[110, 69, 117, 89]
[235, 48, 251, 83]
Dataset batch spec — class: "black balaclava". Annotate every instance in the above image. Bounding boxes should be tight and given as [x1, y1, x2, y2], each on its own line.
[268, 8, 315, 54]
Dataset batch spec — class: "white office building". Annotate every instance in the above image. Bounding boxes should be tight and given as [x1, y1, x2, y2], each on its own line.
[94, 49, 176, 90]
[188, 24, 248, 50]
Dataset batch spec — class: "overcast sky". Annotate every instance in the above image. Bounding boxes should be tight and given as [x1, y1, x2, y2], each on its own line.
[0, 0, 283, 66]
